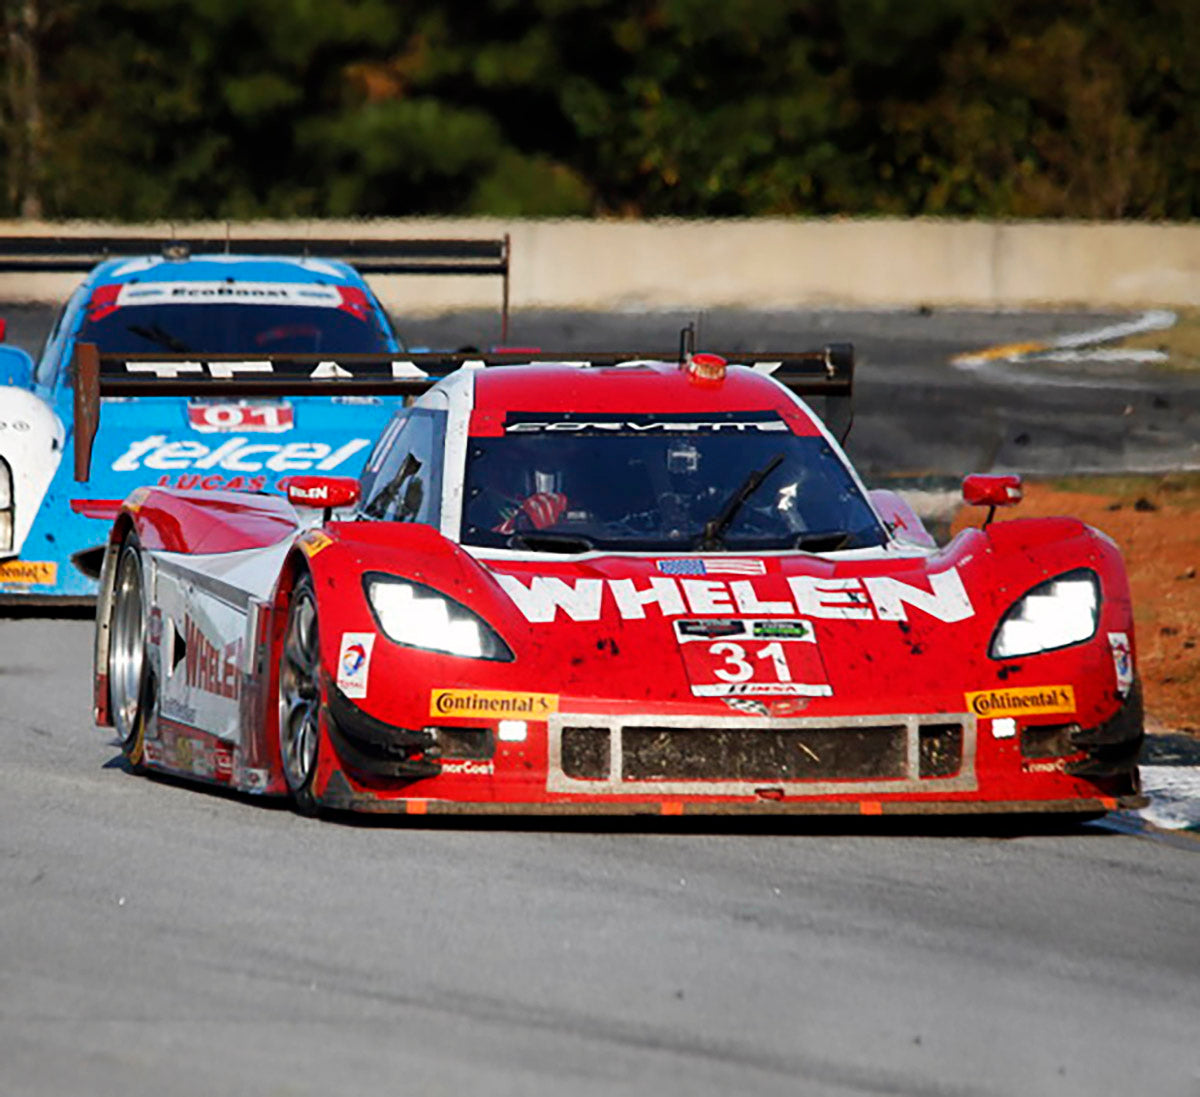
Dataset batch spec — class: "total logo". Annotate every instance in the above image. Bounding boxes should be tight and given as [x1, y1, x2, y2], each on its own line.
[112, 434, 371, 475]
[342, 643, 368, 678]
[336, 632, 375, 699]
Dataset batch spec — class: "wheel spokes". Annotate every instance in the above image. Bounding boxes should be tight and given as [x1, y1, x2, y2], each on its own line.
[281, 699, 317, 784]
[279, 588, 321, 792]
[283, 598, 317, 673]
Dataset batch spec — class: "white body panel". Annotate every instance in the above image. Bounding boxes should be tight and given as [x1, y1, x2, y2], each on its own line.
[0, 388, 65, 557]
[145, 539, 293, 749]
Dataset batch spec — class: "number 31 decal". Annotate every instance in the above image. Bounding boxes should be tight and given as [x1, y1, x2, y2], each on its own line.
[710, 641, 792, 683]
[674, 620, 833, 698]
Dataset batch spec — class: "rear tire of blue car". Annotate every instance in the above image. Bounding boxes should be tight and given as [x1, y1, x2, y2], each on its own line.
[278, 573, 323, 816]
[109, 537, 152, 773]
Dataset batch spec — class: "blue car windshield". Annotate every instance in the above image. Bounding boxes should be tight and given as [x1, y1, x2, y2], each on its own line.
[461, 412, 887, 553]
[77, 302, 393, 354]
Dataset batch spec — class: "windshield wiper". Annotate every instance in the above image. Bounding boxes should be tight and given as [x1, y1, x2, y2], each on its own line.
[793, 530, 852, 553]
[696, 452, 785, 551]
[507, 532, 595, 554]
[126, 324, 192, 353]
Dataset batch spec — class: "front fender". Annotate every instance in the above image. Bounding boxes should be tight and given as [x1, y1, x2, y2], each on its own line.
[288, 520, 526, 697]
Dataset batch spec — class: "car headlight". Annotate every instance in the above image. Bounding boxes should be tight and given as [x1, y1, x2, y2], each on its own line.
[364, 573, 513, 661]
[989, 569, 1099, 659]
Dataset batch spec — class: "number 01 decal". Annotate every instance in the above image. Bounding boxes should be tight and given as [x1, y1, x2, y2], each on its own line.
[673, 618, 832, 697]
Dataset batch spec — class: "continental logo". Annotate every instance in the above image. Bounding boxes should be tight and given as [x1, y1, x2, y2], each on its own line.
[965, 685, 1075, 719]
[0, 560, 57, 585]
[430, 689, 558, 719]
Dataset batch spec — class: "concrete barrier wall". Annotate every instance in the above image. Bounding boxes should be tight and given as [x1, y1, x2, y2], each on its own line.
[2, 217, 1198, 312]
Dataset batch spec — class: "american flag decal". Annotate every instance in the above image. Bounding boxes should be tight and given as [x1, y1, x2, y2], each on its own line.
[657, 558, 767, 576]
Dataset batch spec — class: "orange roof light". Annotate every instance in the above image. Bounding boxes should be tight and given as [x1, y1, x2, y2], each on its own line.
[685, 352, 727, 386]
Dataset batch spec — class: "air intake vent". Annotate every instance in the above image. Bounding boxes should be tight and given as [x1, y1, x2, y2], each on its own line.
[549, 713, 976, 797]
[918, 723, 964, 778]
[621, 724, 908, 782]
[561, 726, 610, 780]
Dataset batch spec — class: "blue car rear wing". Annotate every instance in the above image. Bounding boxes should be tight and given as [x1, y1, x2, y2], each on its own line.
[0, 231, 512, 335]
[72, 342, 854, 481]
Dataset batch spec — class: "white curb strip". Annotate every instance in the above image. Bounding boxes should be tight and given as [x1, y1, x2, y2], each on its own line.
[952, 309, 1177, 367]
[1136, 765, 1200, 831]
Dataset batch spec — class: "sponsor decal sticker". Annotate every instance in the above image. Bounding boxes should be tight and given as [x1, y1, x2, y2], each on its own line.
[965, 685, 1076, 719]
[161, 697, 198, 724]
[430, 689, 558, 719]
[0, 560, 57, 585]
[494, 568, 974, 625]
[677, 618, 752, 640]
[187, 402, 294, 434]
[1108, 632, 1134, 696]
[117, 357, 417, 380]
[752, 620, 814, 640]
[154, 473, 267, 492]
[148, 606, 163, 646]
[213, 745, 234, 783]
[769, 697, 810, 717]
[174, 736, 194, 771]
[299, 531, 334, 557]
[111, 435, 370, 475]
[116, 281, 344, 307]
[440, 759, 496, 775]
[337, 632, 376, 699]
[240, 767, 268, 791]
[658, 558, 766, 576]
[1025, 759, 1068, 774]
[191, 743, 216, 778]
[722, 697, 770, 717]
[183, 615, 242, 700]
[507, 418, 788, 435]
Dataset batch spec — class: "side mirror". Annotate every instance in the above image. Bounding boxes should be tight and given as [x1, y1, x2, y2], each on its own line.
[285, 476, 361, 514]
[0, 346, 34, 388]
[962, 474, 1022, 526]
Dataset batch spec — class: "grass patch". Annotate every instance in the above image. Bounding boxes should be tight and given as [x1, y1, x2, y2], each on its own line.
[1039, 471, 1200, 506]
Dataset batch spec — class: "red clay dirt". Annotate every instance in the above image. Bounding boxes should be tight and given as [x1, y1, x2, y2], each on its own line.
[952, 474, 1200, 737]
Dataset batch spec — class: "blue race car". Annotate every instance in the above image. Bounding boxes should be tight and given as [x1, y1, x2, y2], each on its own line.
[0, 234, 509, 603]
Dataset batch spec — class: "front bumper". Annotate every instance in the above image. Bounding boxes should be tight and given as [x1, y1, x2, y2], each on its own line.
[315, 680, 1147, 817]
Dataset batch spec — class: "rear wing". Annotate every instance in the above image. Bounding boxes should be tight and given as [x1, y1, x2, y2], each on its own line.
[0, 232, 511, 336]
[72, 342, 854, 480]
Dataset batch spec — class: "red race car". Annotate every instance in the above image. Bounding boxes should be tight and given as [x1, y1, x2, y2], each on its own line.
[85, 340, 1145, 817]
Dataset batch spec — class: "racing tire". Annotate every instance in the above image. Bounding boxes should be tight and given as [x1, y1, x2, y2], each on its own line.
[278, 574, 324, 816]
[109, 536, 153, 772]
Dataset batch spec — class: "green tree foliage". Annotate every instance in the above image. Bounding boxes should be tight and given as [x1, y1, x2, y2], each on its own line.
[1, 0, 1197, 219]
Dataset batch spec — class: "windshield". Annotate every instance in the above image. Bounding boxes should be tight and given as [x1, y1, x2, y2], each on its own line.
[77, 302, 393, 355]
[461, 412, 887, 553]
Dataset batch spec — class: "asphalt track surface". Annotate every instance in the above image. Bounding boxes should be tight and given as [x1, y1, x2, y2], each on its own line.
[2, 304, 1199, 1096]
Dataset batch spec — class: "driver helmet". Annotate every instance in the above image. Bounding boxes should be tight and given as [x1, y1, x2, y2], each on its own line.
[666, 440, 701, 488]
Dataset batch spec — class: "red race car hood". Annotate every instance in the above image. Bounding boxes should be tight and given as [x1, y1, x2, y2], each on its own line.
[462, 517, 1116, 717]
[326, 516, 1121, 721]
